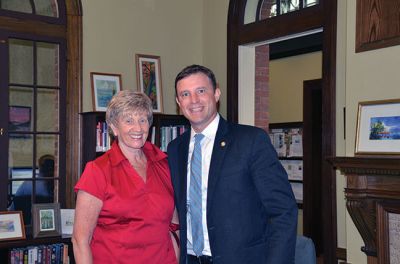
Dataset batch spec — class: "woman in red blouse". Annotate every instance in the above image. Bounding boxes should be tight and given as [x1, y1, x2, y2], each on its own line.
[72, 91, 179, 263]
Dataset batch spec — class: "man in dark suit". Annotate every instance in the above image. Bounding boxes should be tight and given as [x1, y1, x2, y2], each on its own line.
[167, 65, 298, 264]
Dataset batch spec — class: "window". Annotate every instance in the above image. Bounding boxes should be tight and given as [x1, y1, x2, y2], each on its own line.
[0, 0, 81, 228]
[0, 0, 60, 18]
[5, 37, 65, 225]
[244, 0, 319, 24]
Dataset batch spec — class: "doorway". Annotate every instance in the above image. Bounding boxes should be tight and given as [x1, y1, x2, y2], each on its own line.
[227, 0, 337, 263]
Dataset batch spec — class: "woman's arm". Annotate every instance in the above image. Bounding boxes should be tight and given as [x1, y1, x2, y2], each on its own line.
[72, 190, 103, 264]
[170, 207, 180, 262]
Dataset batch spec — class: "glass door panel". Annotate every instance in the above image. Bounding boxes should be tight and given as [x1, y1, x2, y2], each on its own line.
[33, 0, 59, 17]
[9, 135, 34, 171]
[37, 88, 59, 132]
[0, 1, 32, 13]
[37, 42, 59, 86]
[9, 39, 34, 85]
[7, 37, 61, 225]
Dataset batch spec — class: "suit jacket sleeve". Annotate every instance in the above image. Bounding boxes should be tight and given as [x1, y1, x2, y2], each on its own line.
[250, 129, 298, 263]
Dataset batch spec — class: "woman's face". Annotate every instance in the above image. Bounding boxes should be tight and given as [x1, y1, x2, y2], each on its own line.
[111, 111, 150, 152]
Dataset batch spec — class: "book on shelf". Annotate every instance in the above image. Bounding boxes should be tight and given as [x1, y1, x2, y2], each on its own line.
[96, 121, 111, 152]
[10, 243, 69, 264]
[159, 125, 188, 152]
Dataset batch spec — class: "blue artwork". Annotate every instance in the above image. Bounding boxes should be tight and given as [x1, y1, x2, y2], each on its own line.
[369, 116, 400, 140]
[96, 80, 118, 108]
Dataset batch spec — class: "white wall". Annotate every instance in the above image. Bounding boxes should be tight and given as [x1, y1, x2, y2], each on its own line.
[82, 0, 204, 114]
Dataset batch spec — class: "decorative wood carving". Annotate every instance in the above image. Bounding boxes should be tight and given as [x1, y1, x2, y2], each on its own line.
[328, 157, 400, 264]
[356, 0, 400, 52]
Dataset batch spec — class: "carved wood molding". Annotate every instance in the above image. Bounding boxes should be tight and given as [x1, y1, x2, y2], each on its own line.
[328, 157, 400, 262]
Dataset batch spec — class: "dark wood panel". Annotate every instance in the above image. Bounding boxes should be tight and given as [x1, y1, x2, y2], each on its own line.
[65, 1, 83, 209]
[356, 0, 400, 52]
[303, 79, 323, 255]
[238, 6, 324, 45]
[0, 16, 66, 38]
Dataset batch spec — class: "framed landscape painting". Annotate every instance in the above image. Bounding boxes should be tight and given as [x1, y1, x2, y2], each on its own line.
[355, 99, 400, 155]
[91, 72, 122, 111]
[135, 54, 163, 113]
[0, 211, 25, 241]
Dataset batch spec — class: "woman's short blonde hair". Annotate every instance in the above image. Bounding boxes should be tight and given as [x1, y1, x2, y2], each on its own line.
[106, 90, 153, 133]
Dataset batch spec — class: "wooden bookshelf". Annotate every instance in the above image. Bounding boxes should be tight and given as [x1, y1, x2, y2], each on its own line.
[80, 112, 189, 171]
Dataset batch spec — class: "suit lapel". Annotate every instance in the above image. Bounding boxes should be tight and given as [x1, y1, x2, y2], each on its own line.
[207, 118, 230, 214]
[177, 132, 190, 211]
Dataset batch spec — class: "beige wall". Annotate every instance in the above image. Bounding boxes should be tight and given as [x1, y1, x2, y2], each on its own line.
[82, 0, 204, 114]
[338, 1, 400, 263]
[269, 51, 322, 123]
[203, 0, 230, 118]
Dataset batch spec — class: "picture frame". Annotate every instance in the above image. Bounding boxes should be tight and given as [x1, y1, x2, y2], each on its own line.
[60, 209, 75, 236]
[355, 99, 400, 156]
[135, 54, 163, 113]
[91, 72, 122, 111]
[0, 211, 26, 241]
[32, 203, 61, 238]
[9, 106, 31, 138]
[377, 201, 400, 264]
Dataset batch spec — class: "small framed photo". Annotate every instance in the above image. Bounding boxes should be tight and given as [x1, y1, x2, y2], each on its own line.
[91, 72, 122, 111]
[60, 209, 75, 236]
[355, 99, 400, 156]
[32, 203, 61, 238]
[135, 54, 163, 113]
[0, 211, 26, 241]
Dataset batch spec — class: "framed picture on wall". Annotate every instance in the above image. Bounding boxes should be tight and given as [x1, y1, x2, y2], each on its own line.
[32, 203, 61, 238]
[0, 211, 26, 241]
[91, 72, 122, 111]
[135, 54, 163, 113]
[355, 99, 400, 155]
[9, 106, 31, 138]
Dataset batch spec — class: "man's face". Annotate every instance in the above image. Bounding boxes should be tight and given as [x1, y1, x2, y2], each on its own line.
[176, 73, 220, 132]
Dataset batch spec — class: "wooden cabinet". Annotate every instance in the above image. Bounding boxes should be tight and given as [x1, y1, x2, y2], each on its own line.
[80, 112, 189, 171]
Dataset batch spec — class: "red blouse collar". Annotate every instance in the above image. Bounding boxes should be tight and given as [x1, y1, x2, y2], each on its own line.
[108, 140, 167, 167]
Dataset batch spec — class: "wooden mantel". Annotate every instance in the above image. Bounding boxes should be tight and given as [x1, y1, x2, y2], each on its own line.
[328, 157, 400, 264]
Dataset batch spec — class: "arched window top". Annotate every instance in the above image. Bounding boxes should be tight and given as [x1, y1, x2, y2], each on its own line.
[244, 0, 319, 24]
[0, 0, 65, 23]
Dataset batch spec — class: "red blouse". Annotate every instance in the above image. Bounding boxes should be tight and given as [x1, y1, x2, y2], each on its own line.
[75, 141, 177, 264]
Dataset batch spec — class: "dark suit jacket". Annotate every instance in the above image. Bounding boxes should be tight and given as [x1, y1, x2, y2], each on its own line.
[167, 117, 298, 264]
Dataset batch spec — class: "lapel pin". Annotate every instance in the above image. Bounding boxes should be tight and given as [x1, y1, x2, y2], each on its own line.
[220, 141, 226, 147]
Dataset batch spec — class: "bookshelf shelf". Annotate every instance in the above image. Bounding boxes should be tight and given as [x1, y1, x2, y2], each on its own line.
[0, 236, 73, 263]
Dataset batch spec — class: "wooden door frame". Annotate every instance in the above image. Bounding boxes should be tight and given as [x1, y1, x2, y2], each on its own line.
[227, 1, 337, 263]
[303, 79, 323, 255]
